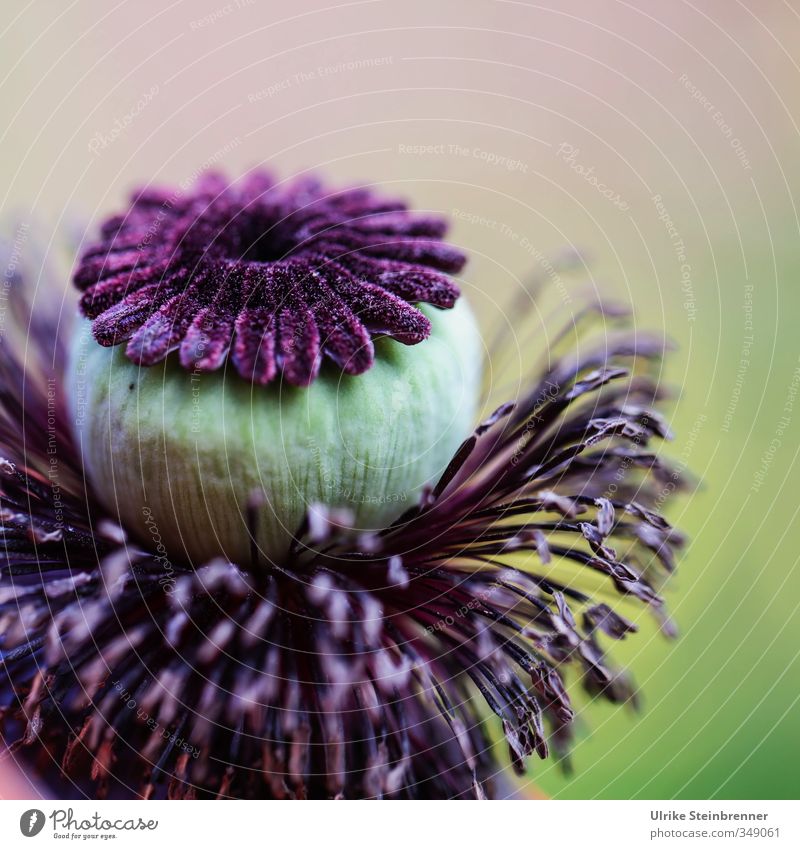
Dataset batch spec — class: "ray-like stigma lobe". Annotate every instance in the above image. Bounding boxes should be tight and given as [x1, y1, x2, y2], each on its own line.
[73, 172, 465, 386]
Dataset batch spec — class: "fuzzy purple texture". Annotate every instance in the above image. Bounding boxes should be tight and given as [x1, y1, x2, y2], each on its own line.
[73, 171, 466, 385]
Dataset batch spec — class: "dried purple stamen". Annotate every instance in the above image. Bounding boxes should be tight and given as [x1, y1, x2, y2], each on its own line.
[73, 171, 465, 386]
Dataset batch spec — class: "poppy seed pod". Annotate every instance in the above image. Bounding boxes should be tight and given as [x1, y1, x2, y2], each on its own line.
[67, 299, 482, 564]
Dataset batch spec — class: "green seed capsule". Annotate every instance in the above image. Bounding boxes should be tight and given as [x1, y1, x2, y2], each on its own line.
[67, 300, 482, 565]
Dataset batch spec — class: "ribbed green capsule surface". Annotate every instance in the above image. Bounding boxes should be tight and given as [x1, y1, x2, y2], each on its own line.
[67, 300, 482, 564]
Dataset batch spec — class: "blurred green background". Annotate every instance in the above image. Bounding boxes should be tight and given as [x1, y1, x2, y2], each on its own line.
[2, 0, 798, 800]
